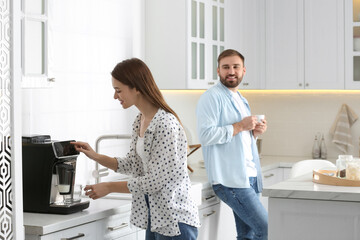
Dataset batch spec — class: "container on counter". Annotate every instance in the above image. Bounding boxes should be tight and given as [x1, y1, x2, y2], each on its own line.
[336, 155, 353, 178]
[354, 36, 360, 51]
[346, 158, 360, 180]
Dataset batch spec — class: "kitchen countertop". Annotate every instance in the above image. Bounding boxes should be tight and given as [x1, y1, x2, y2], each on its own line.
[188, 155, 313, 188]
[262, 172, 360, 202]
[24, 155, 316, 235]
[24, 198, 131, 235]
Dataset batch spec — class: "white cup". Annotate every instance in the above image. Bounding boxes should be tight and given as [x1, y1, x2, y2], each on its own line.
[255, 115, 265, 123]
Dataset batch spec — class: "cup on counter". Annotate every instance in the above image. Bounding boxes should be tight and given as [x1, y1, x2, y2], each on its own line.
[72, 184, 83, 203]
[255, 115, 265, 123]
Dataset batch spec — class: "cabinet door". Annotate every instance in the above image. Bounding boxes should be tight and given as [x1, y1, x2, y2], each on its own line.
[304, 0, 344, 89]
[198, 204, 220, 240]
[21, 0, 53, 88]
[260, 167, 291, 211]
[145, 0, 225, 89]
[97, 212, 135, 240]
[265, 0, 344, 89]
[231, 0, 264, 89]
[265, 0, 305, 89]
[39, 221, 97, 240]
[112, 232, 137, 240]
[343, 0, 360, 89]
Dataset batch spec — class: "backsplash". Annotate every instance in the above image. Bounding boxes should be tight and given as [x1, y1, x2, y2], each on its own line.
[162, 90, 360, 162]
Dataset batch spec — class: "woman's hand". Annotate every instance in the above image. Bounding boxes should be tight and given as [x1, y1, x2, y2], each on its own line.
[84, 183, 111, 200]
[71, 141, 98, 160]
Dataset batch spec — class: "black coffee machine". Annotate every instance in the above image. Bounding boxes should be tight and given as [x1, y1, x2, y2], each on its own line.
[22, 135, 90, 214]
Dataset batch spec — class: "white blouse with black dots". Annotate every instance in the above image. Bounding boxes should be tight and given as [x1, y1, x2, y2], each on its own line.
[115, 108, 200, 236]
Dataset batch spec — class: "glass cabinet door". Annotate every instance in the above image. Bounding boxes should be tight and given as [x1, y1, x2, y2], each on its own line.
[188, 0, 225, 89]
[353, 1, 360, 82]
[345, 0, 360, 88]
[21, 0, 52, 88]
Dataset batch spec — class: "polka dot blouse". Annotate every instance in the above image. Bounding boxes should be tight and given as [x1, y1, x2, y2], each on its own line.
[115, 109, 200, 236]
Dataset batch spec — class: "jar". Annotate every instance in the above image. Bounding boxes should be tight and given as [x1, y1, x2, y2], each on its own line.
[354, 36, 360, 51]
[336, 155, 353, 178]
[346, 158, 360, 180]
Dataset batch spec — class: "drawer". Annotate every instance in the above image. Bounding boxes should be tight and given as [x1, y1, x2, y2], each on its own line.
[39, 221, 97, 240]
[200, 188, 220, 209]
[98, 212, 136, 239]
[262, 168, 283, 187]
[198, 203, 220, 240]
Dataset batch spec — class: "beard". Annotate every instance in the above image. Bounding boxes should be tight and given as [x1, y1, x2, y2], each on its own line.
[219, 75, 243, 88]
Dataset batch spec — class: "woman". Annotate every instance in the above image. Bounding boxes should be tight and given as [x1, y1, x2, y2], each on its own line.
[72, 58, 200, 239]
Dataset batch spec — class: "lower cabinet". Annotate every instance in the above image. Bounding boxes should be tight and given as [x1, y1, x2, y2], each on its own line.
[97, 211, 135, 239]
[197, 187, 221, 240]
[260, 167, 291, 211]
[26, 221, 98, 240]
[198, 204, 220, 240]
[25, 211, 145, 240]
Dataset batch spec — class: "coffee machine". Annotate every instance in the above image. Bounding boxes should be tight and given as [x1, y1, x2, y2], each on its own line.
[22, 135, 90, 214]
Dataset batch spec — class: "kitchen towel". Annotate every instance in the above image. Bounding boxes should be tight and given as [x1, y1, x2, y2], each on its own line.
[329, 104, 358, 153]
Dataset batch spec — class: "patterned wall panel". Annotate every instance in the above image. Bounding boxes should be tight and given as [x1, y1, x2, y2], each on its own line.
[0, 0, 13, 239]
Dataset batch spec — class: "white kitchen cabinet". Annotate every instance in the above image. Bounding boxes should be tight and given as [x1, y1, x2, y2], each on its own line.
[21, 0, 54, 88]
[265, 0, 344, 89]
[345, 0, 360, 89]
[260, 167, 291, 211]
[198, 204, 220, 240]
[25, 221, 98, 240]
[233, 0, 265, 89]
[269, 198, 360, 240]
[145, 0, 225, 89]
[96, 211, 141, 240]
[25, 213, 144, 240]
[197, 187, 220, 240]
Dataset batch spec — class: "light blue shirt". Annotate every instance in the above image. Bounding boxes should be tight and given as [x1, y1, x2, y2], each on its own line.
[196, 82, 263, 190]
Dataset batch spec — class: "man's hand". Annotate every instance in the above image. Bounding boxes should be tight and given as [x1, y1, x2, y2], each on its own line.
[232, 116, 258, 136]
[253, 119, 267, 138]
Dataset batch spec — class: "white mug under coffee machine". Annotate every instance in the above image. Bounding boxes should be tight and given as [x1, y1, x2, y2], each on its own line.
[22, 135, 89, 214]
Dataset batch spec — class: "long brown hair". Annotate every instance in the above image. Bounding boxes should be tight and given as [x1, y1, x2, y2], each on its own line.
[111, 58, 181, 123]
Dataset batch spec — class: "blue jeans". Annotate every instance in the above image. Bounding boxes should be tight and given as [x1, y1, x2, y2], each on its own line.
[212, 177, 268, 240]
[144, 195, 198, 240]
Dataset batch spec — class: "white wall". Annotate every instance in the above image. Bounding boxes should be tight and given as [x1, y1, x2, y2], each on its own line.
[21, 0, 145, 185]
[21, 0, 360, 187]
[163, 90, 360, 162]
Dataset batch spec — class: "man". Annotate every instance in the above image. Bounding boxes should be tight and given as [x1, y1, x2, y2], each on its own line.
[196, 49, 268, 240]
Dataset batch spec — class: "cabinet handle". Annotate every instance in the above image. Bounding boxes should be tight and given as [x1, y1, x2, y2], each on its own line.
[47, 78, 55, 82]
[264, 173, 274, 178]
[203, 210, 216, 217]
[208, 82, 215, 85]
[243, 83, 249, 86]
[305, 83, 309, 87]
[205, 195, 216, 201]
[298, 83, 302, 87]
[61, 233, 85, 240]
[108, 222, 129, 231]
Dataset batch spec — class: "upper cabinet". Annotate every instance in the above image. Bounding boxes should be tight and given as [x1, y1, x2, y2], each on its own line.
[21, 0, 53, 88]
[265, 0, 344, 89]
[345, 0, 360, 89]
[232, 1, 265, 90]
[145, 0, 225, 89]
